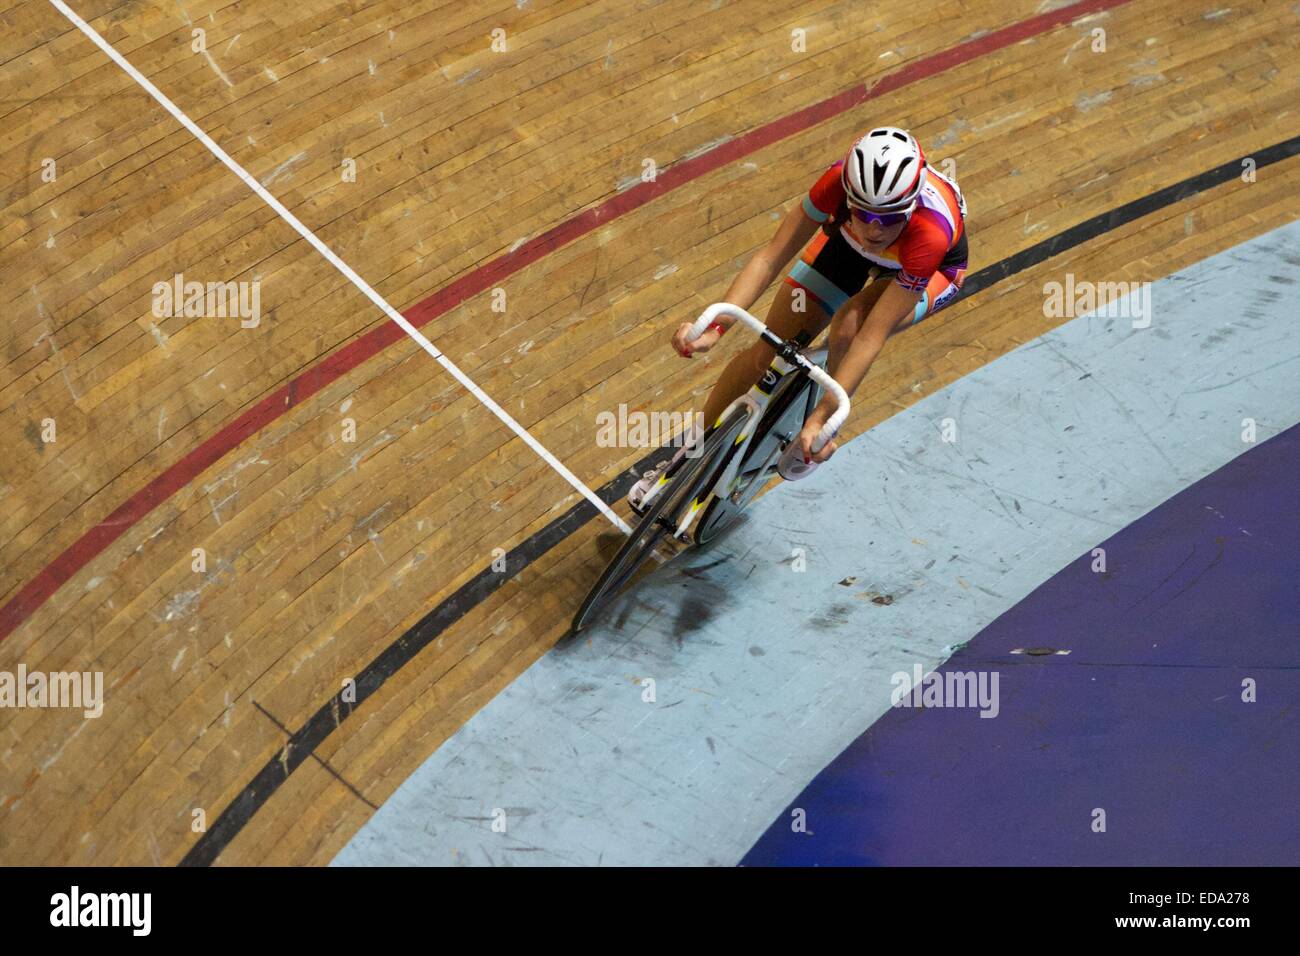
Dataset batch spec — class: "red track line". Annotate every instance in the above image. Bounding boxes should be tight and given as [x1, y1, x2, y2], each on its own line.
[0, 0, 1135, 643]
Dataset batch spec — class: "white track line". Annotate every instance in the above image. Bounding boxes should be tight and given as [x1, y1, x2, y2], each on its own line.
[50, 0, 632, 535]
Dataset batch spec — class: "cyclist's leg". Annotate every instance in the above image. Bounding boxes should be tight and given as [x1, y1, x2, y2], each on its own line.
[772, 277, 886, 482]
[700, 228, 879, 425]
[825, 272, 888, 360]
[700, 282, 831, 426]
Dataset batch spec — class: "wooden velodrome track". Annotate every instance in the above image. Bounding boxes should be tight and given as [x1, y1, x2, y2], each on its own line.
[1, 0, 1297, 865]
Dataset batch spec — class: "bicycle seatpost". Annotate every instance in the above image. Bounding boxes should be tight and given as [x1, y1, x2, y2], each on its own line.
[686, 304, 850, 454]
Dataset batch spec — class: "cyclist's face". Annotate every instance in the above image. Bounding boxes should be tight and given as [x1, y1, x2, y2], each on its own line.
[850, 214, 906, 244]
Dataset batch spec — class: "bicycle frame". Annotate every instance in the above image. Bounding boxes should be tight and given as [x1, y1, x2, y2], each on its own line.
[713, 345, 830, 498]
[668, 304, 850, 540]
[689, 303, 851, 445]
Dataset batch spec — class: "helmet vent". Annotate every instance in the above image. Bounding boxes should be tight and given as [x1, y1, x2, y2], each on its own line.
[885, 156, 914, 193]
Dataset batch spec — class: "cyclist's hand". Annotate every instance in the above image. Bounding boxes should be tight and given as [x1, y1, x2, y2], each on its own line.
[672, 322, 719, 358]
[796, 420, 838, 465]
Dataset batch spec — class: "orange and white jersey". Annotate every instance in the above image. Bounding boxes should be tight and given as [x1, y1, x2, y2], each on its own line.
[802, 162, 968, 290]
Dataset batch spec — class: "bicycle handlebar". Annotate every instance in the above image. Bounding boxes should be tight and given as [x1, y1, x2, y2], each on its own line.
[687, 303, 850, 454]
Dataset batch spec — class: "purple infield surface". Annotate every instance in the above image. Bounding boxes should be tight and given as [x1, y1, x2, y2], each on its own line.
[743, 425, 1300, 866]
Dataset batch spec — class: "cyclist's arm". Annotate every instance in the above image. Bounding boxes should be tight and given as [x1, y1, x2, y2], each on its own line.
[713, 203, 820, 328]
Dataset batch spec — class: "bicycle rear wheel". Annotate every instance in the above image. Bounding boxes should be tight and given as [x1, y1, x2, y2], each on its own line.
[571, 406, 750, 632]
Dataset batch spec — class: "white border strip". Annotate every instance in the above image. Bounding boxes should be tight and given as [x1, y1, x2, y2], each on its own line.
[49, 0, 632, 535]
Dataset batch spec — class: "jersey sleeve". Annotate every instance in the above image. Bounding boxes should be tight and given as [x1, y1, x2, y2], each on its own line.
[895, 212, 951, 292]
[801, 162, 845, 224]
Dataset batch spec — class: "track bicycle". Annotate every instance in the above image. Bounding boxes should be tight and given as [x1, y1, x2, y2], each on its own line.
[571, 303, 850, 633]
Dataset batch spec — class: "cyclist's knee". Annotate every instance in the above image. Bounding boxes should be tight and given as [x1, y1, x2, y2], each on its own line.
[828, 319, 858, 355]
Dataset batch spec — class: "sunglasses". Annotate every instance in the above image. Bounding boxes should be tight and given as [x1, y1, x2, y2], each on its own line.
[850, 206, 911, 227]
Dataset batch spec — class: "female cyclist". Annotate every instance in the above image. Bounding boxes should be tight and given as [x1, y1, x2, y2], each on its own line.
[629, 126, 969, 511]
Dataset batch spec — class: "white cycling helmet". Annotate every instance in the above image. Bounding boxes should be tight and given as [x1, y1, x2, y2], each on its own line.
[842, 127, 927, 213]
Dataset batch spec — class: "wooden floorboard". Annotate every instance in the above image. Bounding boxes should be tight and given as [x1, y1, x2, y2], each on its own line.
[0, 0, 1296, 864]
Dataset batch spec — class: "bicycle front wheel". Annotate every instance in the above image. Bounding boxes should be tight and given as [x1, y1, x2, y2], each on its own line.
[696, 373, 820, 546]
[571, 406, 751, 632]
